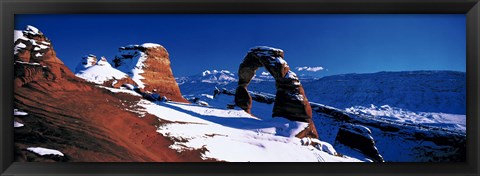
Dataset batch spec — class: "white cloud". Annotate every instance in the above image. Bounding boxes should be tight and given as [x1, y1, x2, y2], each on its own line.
[261, 72, 271, 76]
[295, 66, 324, 72]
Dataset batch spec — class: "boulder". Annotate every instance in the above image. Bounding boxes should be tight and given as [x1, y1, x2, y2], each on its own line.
[335, 124, 384, 162]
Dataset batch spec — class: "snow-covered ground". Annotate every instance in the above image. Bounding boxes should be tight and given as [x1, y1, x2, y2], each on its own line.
[345, 105, 466, 133]
[92, 68, 466, 162]
[173, 70, 466, 162]
[310, 102, 466, 162]
[103, 87, 361, 162]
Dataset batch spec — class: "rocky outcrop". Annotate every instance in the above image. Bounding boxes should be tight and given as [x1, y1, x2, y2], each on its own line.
[335, 124, 384, 162]
[13, 26, 89, 91]
[234, 46, 317, 139]
[75, 54, 97, 73]
[13, 26, 206, 162]
[74, 54, 138, 88]
[113, 43, 188, 103]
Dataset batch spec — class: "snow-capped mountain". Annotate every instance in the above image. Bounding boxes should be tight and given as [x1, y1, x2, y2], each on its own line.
[178, 70, 466, 115]
[175, 70, 238, 96]
[176, 70, 237, 85]
[303, 71, 466, 114]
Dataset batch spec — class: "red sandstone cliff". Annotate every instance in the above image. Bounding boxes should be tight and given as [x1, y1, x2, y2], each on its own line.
[113, 44, 188, 103]
[13, 26, 203, 162]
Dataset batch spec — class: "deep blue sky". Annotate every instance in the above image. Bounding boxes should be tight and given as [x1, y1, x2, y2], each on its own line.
[15, 14, 465, 77]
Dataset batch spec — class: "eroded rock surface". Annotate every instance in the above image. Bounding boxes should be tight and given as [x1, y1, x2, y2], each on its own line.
[13, 26, 205, 162]
[234, 46, 317, 139]
[335, 124, 384, 162]
[13, 25, 88, 91]
[74, 54, 138, 88]
[113, 44, 188, 103]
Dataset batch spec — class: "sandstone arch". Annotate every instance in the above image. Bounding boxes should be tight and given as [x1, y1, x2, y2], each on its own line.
[234, 46, 318, 139]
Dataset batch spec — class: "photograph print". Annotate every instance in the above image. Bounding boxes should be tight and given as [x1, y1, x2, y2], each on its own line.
[12, 14, 466, 162]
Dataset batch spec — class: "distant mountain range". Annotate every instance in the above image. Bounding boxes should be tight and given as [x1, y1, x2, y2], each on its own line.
[176, 70, 465, 115]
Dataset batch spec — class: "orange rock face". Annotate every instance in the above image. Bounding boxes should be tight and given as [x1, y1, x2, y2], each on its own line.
[14, 27, 80, 90]
[13, 26, 205, 162]
[113, 44, 188, 103]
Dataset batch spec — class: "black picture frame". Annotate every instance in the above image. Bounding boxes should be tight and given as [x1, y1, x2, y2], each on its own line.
[1, 0, 479, 175]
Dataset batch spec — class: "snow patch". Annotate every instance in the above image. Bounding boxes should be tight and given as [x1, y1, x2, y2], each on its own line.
[14, 43, 27, 55]
[25, 25, 41, 35]
[97, 56, 111, 66]
[249, 46, 284, 53]
[114, 49, 149, 88]
[14, 30, 27, 42]
[285, 70, 298, 80]
[14, 121, 24, 128]
[301, 138, 337, 156]
[21, 25, 43, 37]
[38, 44, 49, 50]
[15, 61, 41, 66]
[75, 65, 128, 84]
[141, 43, 163, 48]
[99, 86, 142, 97]
[26, 147, 64, 156]
[35, 53, 44, 57]
[14, 109, 28, 116]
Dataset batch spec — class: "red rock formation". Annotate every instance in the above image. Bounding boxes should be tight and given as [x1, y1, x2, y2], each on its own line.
[13, 26, 205, 162]
[113, 44, 188, 103]
[14, 25, 78, 90]
[14, 84, 212, 162]
[234, 46, 318, 139]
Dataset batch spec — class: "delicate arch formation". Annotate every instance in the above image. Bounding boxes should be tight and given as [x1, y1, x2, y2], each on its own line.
[234, 46, 318, 138]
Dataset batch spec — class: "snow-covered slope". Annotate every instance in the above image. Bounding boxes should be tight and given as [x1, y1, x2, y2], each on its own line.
[345, 105, 466, 133]
[75, 54, 129, 84]
[75, 54, 98, 73]
[103, 87, 361, 162]
[175, 70, 466, 162]
[113, 45, 149, 88]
